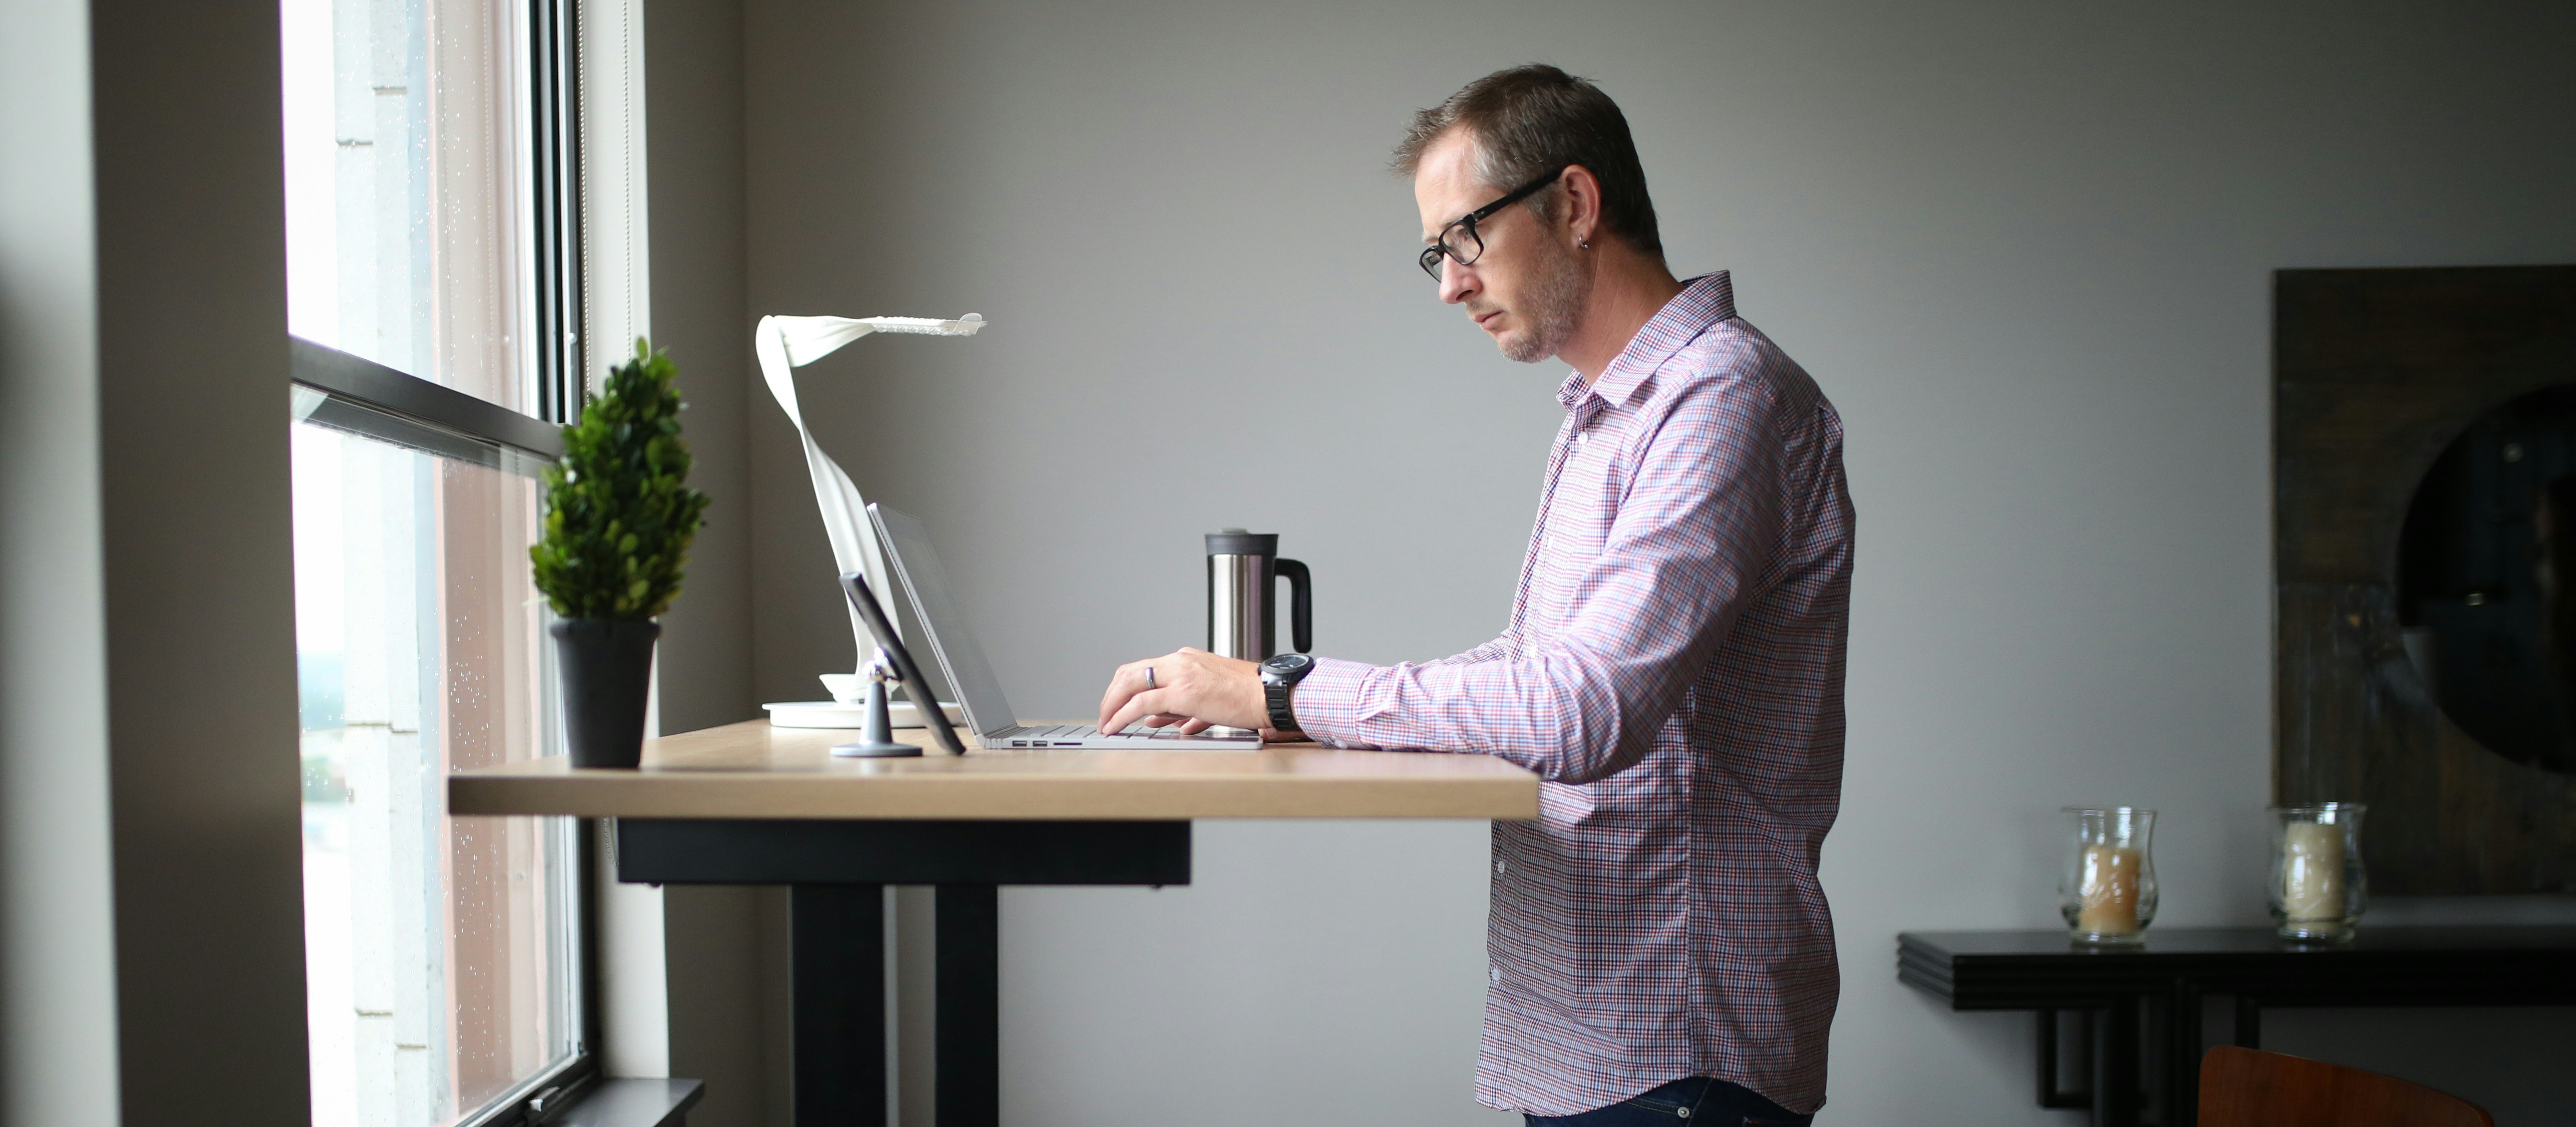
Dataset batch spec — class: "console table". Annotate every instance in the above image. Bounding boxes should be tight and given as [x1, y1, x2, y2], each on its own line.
[450, 719, 1538, 1127]
[1897, 927, 2576, 1127]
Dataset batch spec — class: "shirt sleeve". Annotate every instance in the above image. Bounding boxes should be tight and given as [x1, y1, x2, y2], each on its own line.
[1295, 634, 1505, 747]
[1430, 636, 1512, 667]
[1289, 375, 1783, 783]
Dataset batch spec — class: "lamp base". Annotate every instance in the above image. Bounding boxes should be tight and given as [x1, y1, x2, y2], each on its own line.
[765, 699, 962, 729]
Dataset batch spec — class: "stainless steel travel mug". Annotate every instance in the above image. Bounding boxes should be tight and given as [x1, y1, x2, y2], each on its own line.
[1206, 529, 1311, 661]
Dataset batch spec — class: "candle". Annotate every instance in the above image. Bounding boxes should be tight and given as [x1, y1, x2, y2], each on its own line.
[2282, 820, 2345, 922]
[2061, 806, 2159, 943]
[2077, 845, 2141, 936]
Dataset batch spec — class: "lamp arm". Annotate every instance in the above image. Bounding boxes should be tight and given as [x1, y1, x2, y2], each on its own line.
[755, 313, 984, 677]
[803, 431, 896, 652]
[758, 318, 898, 671]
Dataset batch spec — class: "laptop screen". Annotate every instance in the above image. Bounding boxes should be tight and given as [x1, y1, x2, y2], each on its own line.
[867, 504, 1020, 736]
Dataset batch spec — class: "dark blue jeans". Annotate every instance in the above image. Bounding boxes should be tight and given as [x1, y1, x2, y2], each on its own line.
[1523, 1076, 1813, 1127]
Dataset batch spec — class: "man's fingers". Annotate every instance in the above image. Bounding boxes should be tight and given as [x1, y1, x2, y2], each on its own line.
[1097, 661, 1143, 726]
[1099, 659, 1167, 728]
[1102, 688, 1175, 736]
[1097, 682, 1132, 731]
[1098, 650, 1249, 733]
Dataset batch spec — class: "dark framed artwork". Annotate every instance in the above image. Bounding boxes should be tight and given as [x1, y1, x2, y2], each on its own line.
[2275, 265, 2576, 894]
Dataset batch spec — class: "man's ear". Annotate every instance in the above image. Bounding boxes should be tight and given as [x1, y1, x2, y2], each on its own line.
[1561, 164, 1606, 245]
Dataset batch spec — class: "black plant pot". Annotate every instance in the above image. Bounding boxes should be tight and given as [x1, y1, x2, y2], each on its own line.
[552, 618, 660, 768]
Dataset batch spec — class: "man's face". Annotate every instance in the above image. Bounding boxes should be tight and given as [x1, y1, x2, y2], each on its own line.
[1413, 131, 1587, 364]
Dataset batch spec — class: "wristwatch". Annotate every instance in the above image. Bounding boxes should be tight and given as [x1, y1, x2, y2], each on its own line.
[1258, 652, 1315, 733]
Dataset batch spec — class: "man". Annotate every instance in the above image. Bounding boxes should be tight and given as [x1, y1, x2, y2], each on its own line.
[1095, 64, 1850, 1126]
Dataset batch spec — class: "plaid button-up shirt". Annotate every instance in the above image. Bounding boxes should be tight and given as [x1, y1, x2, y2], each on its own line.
[1295, 272, 1851, 1117]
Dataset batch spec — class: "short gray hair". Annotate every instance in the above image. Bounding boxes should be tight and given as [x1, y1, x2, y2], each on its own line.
[1393, 65, 1663, 256]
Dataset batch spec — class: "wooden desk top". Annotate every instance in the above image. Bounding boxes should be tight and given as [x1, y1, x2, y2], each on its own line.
[447, 720, 1540, 821]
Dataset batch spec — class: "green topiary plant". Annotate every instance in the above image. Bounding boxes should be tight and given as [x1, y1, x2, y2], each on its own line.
[530, 338, 713, 620]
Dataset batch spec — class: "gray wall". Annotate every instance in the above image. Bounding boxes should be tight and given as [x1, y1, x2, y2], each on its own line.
[0, 0, 310, 1123]
[641, 1, 781, 1124]
[0, 0, 123, 1122]
[709, 0, 2576, 1122]
[648, 0, 757, 740]
[91, 1, 313, 1122]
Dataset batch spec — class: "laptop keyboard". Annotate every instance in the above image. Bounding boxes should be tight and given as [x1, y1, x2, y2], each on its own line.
[996, 723, 1250, 747]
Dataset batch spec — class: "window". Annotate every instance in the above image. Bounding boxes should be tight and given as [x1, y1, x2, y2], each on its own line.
[282, 0, 580, 421]
[282, 0, 589, 1122]
[291, 410, 578, 1125]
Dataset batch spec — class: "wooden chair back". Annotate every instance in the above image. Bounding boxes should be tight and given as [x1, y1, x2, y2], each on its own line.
[2198, 1046, 2493, 1127]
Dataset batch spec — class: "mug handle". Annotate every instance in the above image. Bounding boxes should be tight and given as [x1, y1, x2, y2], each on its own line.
[1275, 558, 1312, 653]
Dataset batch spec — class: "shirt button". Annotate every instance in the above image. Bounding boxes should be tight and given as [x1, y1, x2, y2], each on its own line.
[1495, 859, 1507, 875]
[1490, 967, 1501, 983]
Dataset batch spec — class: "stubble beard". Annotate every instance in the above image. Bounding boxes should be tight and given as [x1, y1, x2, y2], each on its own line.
[1498, 237, 1591, 364]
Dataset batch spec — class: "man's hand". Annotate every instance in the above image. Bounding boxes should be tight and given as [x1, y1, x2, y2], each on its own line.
[1096, 647, 1274, 737]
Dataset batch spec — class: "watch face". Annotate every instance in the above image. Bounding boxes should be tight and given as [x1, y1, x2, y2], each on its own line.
[1264, 653, 1312, 674]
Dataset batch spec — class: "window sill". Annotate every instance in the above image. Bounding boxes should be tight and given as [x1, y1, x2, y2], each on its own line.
[552, 1078, 704, 1127]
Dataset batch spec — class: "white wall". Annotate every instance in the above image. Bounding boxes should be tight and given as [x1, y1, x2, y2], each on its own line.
[727, 1, 2576, 1122]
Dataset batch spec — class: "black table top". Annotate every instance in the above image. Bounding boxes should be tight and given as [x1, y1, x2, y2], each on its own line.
[1902, 925, 2576, 957]
[1899, 926, 2576, 1009]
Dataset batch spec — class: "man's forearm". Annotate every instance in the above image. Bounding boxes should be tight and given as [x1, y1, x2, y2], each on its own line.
[1288, 636, 1695, 783]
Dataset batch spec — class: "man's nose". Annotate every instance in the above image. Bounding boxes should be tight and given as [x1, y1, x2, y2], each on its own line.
[1438, 257, 1476, 305]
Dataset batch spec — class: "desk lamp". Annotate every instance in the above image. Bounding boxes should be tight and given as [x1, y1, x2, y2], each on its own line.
[756, 311, 984, 728]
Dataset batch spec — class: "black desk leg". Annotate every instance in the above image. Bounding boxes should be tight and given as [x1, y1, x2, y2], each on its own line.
[936, 884, 1000, 1127]
[2165, 983, 2203, 1127]
[2035, 1009, 2092, 1110]
[2233, 997, 2261, 1049]
[2094, 996, 2140, 1127]
[792, 884, 886, 1127]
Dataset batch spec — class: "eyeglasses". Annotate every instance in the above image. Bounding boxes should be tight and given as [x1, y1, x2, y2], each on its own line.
[1417, 167, 1568, 283]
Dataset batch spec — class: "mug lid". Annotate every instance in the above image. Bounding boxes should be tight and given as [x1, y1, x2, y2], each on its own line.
[1207, 529, 1277, 556]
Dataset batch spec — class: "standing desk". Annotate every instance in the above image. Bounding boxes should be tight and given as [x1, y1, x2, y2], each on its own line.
[450, 719, 1539, 1127]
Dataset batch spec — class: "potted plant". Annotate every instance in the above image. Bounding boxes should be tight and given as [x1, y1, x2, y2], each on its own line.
[530, 339, 712, 768]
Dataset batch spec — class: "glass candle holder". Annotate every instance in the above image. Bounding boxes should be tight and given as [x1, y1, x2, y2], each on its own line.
[2269, 803, 2366, 941]
[2060, 807, 2158, 944]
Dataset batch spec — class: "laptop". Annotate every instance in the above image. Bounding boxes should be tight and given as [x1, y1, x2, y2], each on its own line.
[868, 503, 1261, 750]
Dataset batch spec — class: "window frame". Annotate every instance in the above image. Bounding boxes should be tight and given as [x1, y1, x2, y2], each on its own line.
[289, 338, 566, 465]
[530, 0, 583, 428]
[284, 0, 598, 1120]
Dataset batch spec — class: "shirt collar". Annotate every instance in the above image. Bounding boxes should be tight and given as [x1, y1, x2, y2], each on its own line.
[1560, 271, 1737, 410]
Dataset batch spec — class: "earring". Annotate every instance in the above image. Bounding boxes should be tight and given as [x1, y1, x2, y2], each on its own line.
[1580, 240, 1591, 250]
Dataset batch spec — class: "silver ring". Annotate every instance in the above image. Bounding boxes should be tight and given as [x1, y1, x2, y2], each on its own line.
[1144, 666, 1156, 689]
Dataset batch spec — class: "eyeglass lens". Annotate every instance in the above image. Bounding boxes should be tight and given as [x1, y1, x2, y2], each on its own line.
[1418, 220, 1484, 281]
[1414, 166, 1568, 283]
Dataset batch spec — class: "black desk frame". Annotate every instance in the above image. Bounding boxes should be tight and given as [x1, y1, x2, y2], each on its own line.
[1897, 927, 2576, 1127]
[618, 819, 1193, 1127]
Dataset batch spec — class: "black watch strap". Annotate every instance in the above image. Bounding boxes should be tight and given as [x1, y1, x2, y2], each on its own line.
[1265, 679, 1300, 733]
[1261, 655, 1313, 733]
